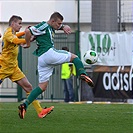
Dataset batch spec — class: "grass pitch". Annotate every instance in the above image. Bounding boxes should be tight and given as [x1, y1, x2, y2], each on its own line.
[0, 102, 132, 133]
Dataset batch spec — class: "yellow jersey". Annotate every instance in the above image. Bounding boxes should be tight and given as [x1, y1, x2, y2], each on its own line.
[0, 27, 26, 68]
[61, 63, 76, 79]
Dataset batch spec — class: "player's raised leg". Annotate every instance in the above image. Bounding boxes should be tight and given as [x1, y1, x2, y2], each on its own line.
[71, 56, 94, 87]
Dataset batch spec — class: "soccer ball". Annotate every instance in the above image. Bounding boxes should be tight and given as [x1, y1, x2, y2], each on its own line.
[83, 50, 98, 64]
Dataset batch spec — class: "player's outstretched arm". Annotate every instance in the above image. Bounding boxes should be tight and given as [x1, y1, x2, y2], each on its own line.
[23, 29, 32, 48]
[16, 31, 25, 37]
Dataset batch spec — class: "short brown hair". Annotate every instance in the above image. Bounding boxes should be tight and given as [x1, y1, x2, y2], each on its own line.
[50, 12, 63, 21]
[9, 15, 22, 26]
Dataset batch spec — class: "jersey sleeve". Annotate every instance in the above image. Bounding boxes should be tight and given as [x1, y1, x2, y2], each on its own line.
[16, 31, 25, 37]
[5, 30, 26, 45]
[29, 22, 48, 36]
[12, 38, 26, 44]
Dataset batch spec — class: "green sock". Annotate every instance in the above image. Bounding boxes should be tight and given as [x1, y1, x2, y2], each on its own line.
[24, 86, 43, 109]
[72, 57, 87, 76]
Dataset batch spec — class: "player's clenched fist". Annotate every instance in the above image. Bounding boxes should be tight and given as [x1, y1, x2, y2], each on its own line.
[62, 25, 71, 34]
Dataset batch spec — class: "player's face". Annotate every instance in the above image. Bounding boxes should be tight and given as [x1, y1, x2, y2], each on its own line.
[52, 18, 62, 30]
[12, 20, 22, 32]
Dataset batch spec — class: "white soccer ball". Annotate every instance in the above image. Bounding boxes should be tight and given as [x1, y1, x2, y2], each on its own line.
[83, 50, 98, 64]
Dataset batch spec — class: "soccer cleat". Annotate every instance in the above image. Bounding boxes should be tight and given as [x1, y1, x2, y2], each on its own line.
[80, 74, 94, 87]
[18, 104, 26, 119]
[38, 106, 54, 118]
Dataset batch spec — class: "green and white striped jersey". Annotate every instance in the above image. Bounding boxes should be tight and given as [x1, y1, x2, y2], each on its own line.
[29, 21, 55, 56]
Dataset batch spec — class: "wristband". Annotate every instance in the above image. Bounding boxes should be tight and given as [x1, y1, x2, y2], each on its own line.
[59, 24, 64, 30]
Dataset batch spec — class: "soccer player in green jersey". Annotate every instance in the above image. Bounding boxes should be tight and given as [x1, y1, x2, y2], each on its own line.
[18, 12, 94, 119]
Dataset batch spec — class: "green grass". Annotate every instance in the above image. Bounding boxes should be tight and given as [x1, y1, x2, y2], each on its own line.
[0, 102, 133, 133]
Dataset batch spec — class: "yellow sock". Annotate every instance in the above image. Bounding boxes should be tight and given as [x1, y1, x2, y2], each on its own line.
[26, 93, 43, 114]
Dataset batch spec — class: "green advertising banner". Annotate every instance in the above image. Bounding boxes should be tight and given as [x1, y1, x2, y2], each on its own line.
[80, 31, 132, 66]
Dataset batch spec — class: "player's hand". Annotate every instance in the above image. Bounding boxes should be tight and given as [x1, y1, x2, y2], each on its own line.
[25, 25, 32, 31]
[30, 35, 36, 42]
[21, 43, 30, 48]
[63, 25, 71, 34]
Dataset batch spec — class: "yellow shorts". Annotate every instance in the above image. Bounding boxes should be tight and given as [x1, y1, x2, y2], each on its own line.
[0, 65, 25, 82]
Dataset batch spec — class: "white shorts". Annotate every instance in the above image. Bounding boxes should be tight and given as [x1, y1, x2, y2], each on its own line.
[38, 48, 71, 83]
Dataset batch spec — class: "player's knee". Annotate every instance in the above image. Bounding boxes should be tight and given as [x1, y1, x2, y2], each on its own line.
[70, 54, 77, 62]
[39, 84, 47, 92]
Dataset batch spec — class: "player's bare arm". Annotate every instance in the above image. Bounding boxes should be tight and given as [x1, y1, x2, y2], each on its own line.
[30, 35, 36, 42]
[25, 25, 36, 41]
[23, 29, 32, 48]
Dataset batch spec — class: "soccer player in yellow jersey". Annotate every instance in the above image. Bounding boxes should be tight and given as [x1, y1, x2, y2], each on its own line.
[0, 15, 53, 119]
